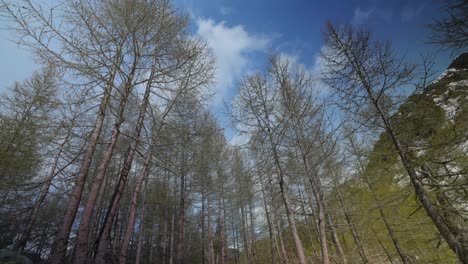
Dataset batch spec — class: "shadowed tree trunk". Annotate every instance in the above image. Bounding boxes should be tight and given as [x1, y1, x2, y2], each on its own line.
[119, 144, 152, 264]
[74, 53, 138, 264]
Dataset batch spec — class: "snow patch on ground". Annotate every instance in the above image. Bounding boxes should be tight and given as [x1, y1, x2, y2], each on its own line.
[442, 98, 460, 120]
[448, 79, 468, 87]
[431, 80, 465, 121]
[432, 68, 468, 84]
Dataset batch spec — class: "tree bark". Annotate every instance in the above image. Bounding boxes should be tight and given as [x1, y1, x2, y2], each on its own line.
[50, 59, 118, 264]
[74, 67, 135, 264]
[259, 173, 276, 264]
[327, 213, 347, 263]
[135, 180, 148, 264]
[207, 197, 215, 264]
[119, 145, 152, 264]
[266, 125, 307, 264]
[176, 169, 186, 264]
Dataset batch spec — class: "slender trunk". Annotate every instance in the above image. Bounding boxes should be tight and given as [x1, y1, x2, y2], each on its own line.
[161, 214, 168, 264]
[337, 33, 468, 262]
[275, 216, 289, 264]
[149, 211, 157, 263]
[119, 145, 152, 264]
[259, 174, 276, 264]
[297, 185, 318, 256]
[380, 97, 467, 264]
[169, 183, 176, 264]
[371, 226, 394, 264]
[90, 164, 112, 255]
[349, 138, 411, 264]
[373, 179, 410, 264]
[50, 59, 118, 264]
[36, 224, 50, 257]
[327, 213, 346, 263]
[268, 172, 288, 264]
[135, 179, 149, 264]
[14, 131, 71, 253]
[300, 155, 329, 264]
[231, 206, 239, 263]
[207, 198, 215, 264]
[218, 194, 227, 264]
[248, 201, 259, 264]
[240, 206, 252, 264]
[201, 187, 206, 264]
[334, 180, 369, 263]
[278, 73, 330, 264]
[176, 154, 187, 264]
[74, 81, 131, 264]
[223, 199, 230, 262]
[269, 140, 307, 264]
[94, 59, 150, 264]
[161, 171, 170, 264]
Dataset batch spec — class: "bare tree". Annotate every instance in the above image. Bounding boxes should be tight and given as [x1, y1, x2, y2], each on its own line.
[321, 21, 468, 263]
[269, 55, 335, 264]
[427, 0, 468, 55]
[232, 69, 308, 264]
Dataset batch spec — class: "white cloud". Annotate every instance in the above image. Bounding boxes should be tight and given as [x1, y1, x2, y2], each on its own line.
[351, 7, 375, 26]
[196, 18, 270, 104]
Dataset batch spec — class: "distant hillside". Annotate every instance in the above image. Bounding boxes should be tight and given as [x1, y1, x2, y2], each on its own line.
[340, 53, 468, 263]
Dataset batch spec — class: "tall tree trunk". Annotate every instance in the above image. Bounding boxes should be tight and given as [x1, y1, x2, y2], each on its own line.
[94, 60, 150, 264]
[300, 155, 329, 264]
[259, 173, 276, 264]
[268, 137, 307, 264]
[327, 213, 347, 263]
[297, 185, 319, 257]
[248, 201, 259, 264]
[201, 185, 206, 264]
[240, 206, 252, 264]
[161, 171, 170, 264]
[169, 180, 177, 264]
[376, 87, 467, 264]
[14, 130, 71, 253]
[333, 179, 369, 263]
[231, 205, 240, 264]
[176, 154, 187, 264]
[275, 215, 289, 264]
[119, 145, 152, 264]
[74, 75, 134, 264]
[207, 197, 215, 264]
[268, 171, 288, 264]
[349, 137, 411, 264]
[50, 59, 118, 264]
[218, 189, 227, 264]
[371, 226, 394, 264]
[135, 179, 149, 264]
[333, 28, 468, 262]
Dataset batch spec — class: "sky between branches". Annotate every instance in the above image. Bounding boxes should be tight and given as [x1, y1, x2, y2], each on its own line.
[0, 0, 452, 142]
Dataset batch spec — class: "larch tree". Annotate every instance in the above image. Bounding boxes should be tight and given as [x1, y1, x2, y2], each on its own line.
[321, 21, 468, 263]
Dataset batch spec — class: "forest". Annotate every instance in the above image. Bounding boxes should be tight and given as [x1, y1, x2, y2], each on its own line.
[0, 0, 466, 263]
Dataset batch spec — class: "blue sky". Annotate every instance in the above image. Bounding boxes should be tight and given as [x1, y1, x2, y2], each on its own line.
[0, 0, 452, 142]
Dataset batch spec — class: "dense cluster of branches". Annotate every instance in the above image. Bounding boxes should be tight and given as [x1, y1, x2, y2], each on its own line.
[0, 0, 466, 264]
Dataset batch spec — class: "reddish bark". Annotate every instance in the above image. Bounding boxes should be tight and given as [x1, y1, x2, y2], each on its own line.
[49, 62, 117, 264]
[119, 145, 152, 264]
